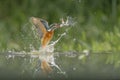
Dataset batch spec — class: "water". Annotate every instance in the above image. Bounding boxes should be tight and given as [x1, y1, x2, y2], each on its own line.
[0, 32, 66, 79]
[0, 51, 120, 79]
[0, 17, 120, 80]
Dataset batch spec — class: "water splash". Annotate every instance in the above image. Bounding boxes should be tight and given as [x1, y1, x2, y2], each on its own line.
[5, 32, 66, 75]
[29, 32, 66, 73]
[60, 16, 76, 27]
[5, 16, 76, 76]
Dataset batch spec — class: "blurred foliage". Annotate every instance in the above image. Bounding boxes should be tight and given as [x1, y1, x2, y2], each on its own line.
[0, 0, 120, 52]
[0, 0, 120, 78]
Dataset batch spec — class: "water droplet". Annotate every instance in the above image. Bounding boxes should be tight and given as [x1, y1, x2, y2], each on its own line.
[78, 54, 85, 60]
[8, 55, 12, 58]
[73, 67, 76, 70]
[8, 50, 12, 53]
[83, 49, 89, 56]
[73, 38, 76, 41]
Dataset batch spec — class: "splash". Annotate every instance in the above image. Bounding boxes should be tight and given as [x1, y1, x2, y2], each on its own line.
[5, 35, 62, 76]
[60, 16, 76, 27]
[29, 32, 66, 74]
[6, 32, 66, 74]
[5, 16, 75, 75]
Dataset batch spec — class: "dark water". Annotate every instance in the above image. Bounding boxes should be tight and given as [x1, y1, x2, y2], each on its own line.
[0, 51, 120, 80]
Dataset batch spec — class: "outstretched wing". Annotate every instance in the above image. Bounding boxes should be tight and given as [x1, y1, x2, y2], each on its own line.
[30, 17, 47, 38]
[40, 19, 50, 30]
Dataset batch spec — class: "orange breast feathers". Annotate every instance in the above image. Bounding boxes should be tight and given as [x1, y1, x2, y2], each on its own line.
[41, 31, 54, 48]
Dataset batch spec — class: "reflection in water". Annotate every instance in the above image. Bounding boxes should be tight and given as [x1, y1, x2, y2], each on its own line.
[0, 50, 120, 79]
[0, 17, 120, 79]
[3, 22, 68, 79]
[29, 16, 74, 73]
[30, 32, 66, 74]
[6, 32, 66, 73]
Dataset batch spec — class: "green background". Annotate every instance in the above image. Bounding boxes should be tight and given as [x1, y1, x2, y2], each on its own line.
[0, 0, 120, 52]
[0, 0, 120, 79]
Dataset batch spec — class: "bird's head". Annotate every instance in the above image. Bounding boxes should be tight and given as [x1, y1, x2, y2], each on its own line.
[48, 23, 60, 31]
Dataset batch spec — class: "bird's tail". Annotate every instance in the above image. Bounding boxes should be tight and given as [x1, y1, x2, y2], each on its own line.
[41, 60, 52, 74]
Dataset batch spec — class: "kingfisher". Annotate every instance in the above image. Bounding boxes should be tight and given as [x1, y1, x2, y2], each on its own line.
[30, 17, 60, 48]
[30, 17, 61, 73]
[30, 17, 70, 73]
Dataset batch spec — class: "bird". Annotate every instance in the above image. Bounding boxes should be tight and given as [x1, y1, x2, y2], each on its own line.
[30, 17, 60, 48]
[30, 17, 60, 73]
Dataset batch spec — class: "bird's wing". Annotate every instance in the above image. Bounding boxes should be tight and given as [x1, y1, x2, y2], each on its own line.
[30, 17, 47, 38]
[40, 19, 50, 30]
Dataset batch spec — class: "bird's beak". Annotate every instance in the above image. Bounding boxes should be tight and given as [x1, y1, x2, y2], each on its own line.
[55, 24, 61, 28]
